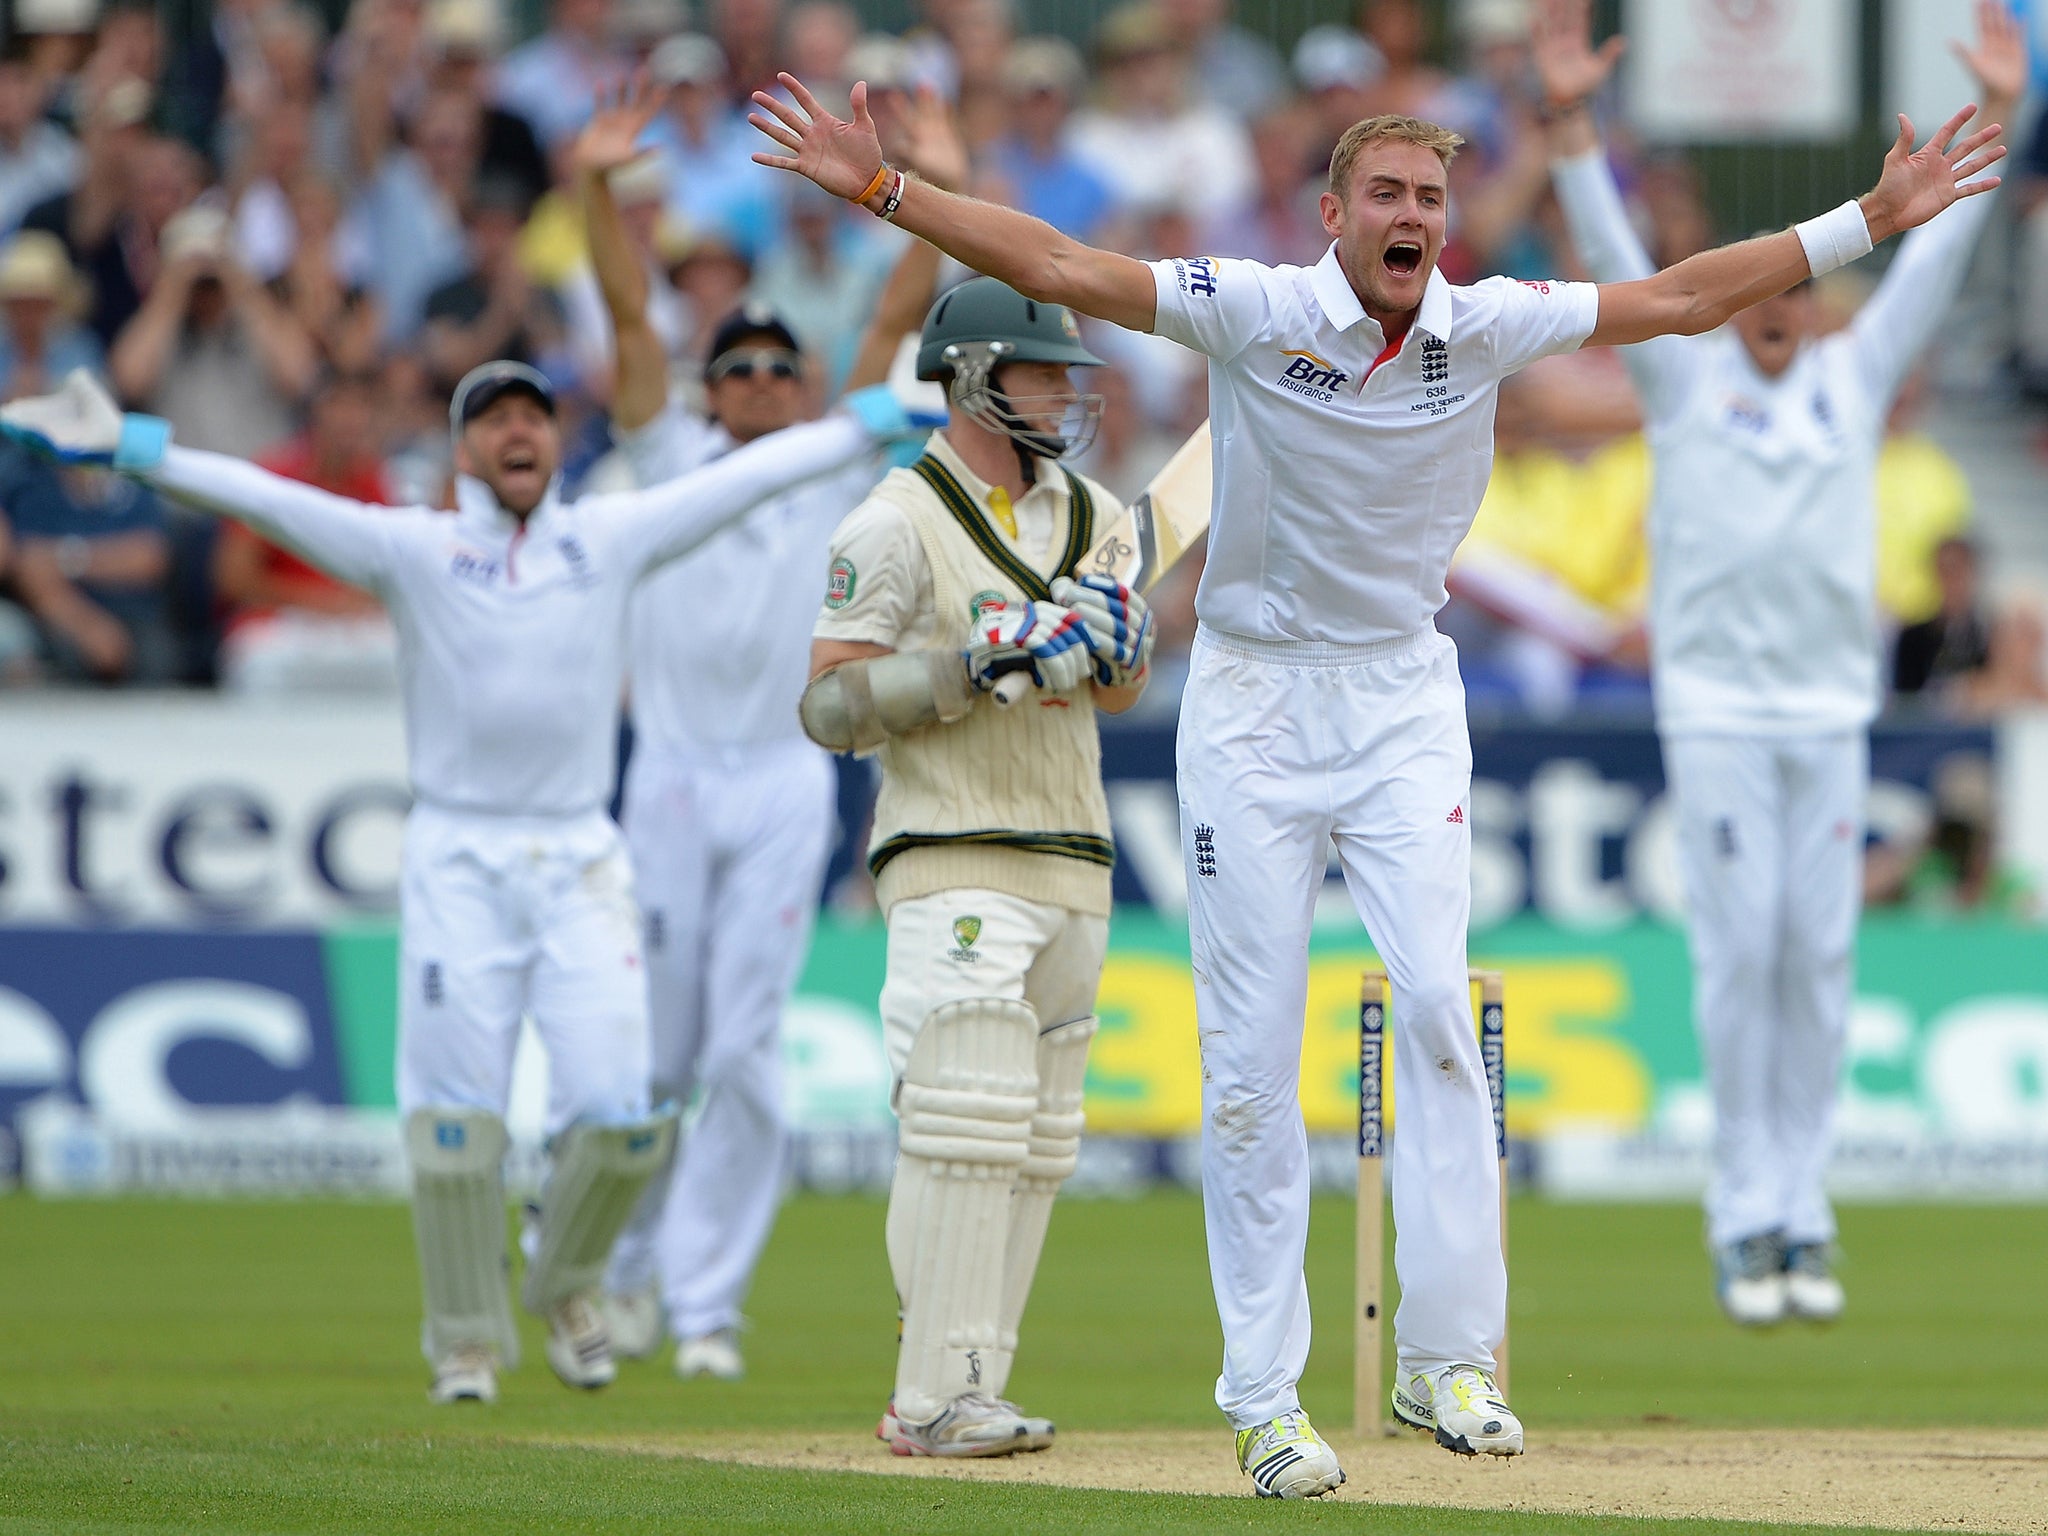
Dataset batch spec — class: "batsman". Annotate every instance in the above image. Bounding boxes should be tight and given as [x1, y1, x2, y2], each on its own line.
[801, 279, 1154, 1456]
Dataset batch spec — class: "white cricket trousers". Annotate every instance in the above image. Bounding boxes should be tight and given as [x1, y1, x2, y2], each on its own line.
[606, 739, 837, 1338]
[396, 803, 651, 1130]
[1662, 731, 1866, 1250]
[1178, 624, 1502, 1430]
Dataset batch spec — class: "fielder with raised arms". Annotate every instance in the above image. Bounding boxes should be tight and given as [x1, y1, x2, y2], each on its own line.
[750, 59, 2001, 1495]
[800, 277, 1155, 1457]
[1532, 0, 2025, 1328]
[570, 81, 972, 1381]
[0, 359, 939, 1406]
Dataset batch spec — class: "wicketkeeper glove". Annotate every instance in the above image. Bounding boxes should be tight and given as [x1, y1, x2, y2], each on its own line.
[0, 368, 170, 471]
[962, 599, 1094, 696]
[1052, 573, 1155, 688]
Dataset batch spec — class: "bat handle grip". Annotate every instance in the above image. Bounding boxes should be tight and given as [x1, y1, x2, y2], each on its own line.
[992, 673, 1031, 708]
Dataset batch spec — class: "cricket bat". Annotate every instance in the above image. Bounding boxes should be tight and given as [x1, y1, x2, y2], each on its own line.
[992, 420, 1213, 706]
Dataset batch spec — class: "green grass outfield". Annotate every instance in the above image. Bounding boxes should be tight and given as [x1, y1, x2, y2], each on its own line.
[3, 1193, 2043, 1534]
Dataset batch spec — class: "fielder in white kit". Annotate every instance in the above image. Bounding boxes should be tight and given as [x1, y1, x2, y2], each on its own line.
[749, 66, 2002, 1493]
[568, 85, 965, 1380]
[0, 358, 937, 1405]
[1533, 0, 2024, 1327]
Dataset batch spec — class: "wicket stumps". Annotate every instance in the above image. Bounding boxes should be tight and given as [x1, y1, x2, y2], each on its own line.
[1354, 968, 1508, 1438]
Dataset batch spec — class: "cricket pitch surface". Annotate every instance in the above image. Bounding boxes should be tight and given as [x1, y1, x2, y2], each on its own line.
[560, 1425, 2048, 1534]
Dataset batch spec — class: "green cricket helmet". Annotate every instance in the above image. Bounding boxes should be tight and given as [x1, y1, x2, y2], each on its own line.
[915, 276, 1107, 459]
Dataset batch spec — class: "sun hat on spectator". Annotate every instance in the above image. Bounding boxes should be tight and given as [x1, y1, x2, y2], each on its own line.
[1002, 37, 1087, 98]
[613, 0, 688, 46]
[427, 0, 505, 59]
[15, 0, 98, 36]
[649, 33, 726, 88]
[1457, 0, 1532, 47]
[159, 204, 233, 267]
[845, 33, 916, 93]
[0, 231, 85, 313]
[1292, 25, 1387, 94]
[1094, 3, 1174, 63]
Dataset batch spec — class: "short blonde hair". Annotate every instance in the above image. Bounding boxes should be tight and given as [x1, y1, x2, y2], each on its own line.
[1328, 116, 1465, 198]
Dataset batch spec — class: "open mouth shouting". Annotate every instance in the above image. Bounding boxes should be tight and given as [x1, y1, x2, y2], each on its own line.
[1384, 241, 1424, 277]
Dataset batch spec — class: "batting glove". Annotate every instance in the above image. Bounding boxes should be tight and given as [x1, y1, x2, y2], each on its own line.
[1052, 574, 1155, 688]
[963, 600, 1094, 696]
[0, 368, 170, 471]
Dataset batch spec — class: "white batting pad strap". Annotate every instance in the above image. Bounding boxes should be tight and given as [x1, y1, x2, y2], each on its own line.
[990, 1014, 1098, 1398]
[891, 997, 1039, 1421]
[1794, 200, 1872, 279]
[520, 1107, 680, 1314]
[405, 1107, 518, 1367]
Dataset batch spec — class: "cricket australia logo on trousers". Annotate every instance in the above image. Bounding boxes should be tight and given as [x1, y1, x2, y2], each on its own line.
[948, 915, 983, 962]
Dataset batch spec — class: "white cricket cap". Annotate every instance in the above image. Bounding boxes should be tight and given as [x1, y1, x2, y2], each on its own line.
[1293, 25, 1386, 94]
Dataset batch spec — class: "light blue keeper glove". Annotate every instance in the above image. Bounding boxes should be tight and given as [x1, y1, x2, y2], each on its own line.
[0, 369, 170, 471]
[841, 379, 949, 468]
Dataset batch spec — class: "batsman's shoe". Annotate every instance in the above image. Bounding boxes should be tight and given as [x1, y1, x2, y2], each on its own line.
[877, 1394, 1052, 1452]
[1783, 1242, 1845, 1323]
[675, 1328, 746, 1381]
[603, 1284, 665, 1361]
[881, 1392, 1032, 1458]
[542, 1291, 616, 1390]
[1235, 1411, 1345, 1499]
[1421, 1365, 1524, 1457]
[1715, 1232, 1789, 1327]
[428, 1344, 498, 1405]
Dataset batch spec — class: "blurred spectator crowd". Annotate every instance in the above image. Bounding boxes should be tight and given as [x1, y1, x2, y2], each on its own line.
[0, 0, 2039, 724]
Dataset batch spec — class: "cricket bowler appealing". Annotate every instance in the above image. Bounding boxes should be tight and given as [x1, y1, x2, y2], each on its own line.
[750, 59, 2002, 1496]
[1534, 0, 2024, 1328]
[801, 278, 1154, 1458]
[0, 360, 941, 1407]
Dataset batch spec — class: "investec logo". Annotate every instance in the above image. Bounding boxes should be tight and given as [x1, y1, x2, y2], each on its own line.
[1276, 348, 1349, 402]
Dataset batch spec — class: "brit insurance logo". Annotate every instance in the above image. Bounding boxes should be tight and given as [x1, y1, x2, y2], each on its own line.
[1276, 349, 1350, 403]
[1174, 255, 1219, 299]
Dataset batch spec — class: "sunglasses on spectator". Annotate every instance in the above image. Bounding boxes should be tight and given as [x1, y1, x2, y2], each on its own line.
[708, 348, 802, 382]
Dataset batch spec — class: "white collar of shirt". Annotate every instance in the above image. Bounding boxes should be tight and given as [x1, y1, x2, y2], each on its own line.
[454, 473, 564, 537]
[927, 429, 1064, 566]
[1307, 242, 1455, 348]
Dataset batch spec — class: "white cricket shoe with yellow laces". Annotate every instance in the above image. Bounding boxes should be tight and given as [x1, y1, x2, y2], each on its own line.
[1234, 1410, 1345, 1498]
[1393, 1364, 1524, 1456]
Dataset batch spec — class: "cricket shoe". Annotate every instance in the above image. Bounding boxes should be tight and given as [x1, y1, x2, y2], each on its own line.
[878, 1394, 1054, 1453]
[603, 1283, 665, 1361]
[1235, 1410, 1345, 1498]
[1782, 1242, 1845, 1323]
[675, 1328, 745, 1381]
[1715, 1232, 1789, 1327]
[428, 1344, 498, 1405]
[879, 1393, 1033, 1458]
[542, 1292, 616, 1390]
[1414, 1364, 1523, 1456]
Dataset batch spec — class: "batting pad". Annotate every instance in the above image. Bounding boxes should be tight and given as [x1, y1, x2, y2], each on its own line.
[520, 1107, 680, 1315]
[990, 1014, 1098, 1398]
[887, 997, 1038, 1421]
[404, 1107, 519, 1367]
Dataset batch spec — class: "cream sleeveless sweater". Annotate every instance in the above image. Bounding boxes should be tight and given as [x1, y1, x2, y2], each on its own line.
[865, 450, 1121, 917]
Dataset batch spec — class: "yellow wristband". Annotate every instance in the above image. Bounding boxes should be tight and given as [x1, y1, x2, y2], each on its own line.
[853, 163, 891, 206]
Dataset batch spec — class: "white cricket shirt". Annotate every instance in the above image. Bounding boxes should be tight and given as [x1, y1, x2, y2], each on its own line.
[1148, 245, 1598, 645]
[618, 403, 880, 753]
[146, 416, 877, 816]
[1552, 149, 1997, 736]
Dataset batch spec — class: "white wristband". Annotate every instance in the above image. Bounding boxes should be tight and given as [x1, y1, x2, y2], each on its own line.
[1793, 200, 1872, 279]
